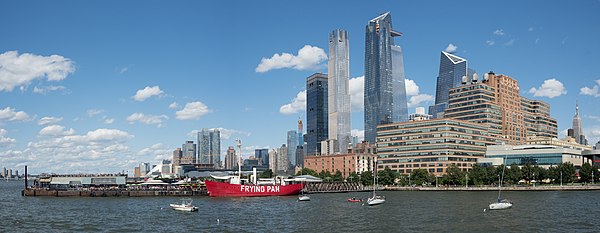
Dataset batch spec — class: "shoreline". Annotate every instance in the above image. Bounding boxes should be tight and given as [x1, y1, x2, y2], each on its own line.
[382, 185, 600, 191]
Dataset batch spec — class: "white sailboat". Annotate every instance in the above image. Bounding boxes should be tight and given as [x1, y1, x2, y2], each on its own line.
[298, 169, 310, 201]
[367, 160, 385, 206]
[489, 162, 513, 210]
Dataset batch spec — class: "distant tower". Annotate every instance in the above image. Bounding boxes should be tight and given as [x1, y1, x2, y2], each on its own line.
[364, 12, 408, 143]
[225, 146, 236, 169]
[298, 118, 304, 146]
[287, 130, 298, 167]
[328, 29, 351, 153]
[306, 73, 328, 156]
[198, 128, 221, 168]
[570, 102, 587, 145]
[182, 141, 196, 164]
[429, 51, 468, 118]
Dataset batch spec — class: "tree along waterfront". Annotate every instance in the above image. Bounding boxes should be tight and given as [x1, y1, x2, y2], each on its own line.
[282, 162, 600, 187]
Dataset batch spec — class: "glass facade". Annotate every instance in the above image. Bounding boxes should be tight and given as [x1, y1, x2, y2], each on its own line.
[306, 73, 328, 156]
[287, 130, 298, 167]
[182, 141, 196, 164]
[198, 128, 221, 167]
[364, 12, 408, 143]
[328, 29, 351, 153]
[254, 149, 269, 167]
[430, 51, 467, 118]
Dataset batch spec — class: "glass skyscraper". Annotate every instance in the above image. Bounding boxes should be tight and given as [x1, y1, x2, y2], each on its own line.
[364, 12, 408, 143]
[306, 73, 328, 156]
[198, 128, 221, 168]
[287, 130, 298, 167]
[429, 51, 467, 118]
[328, 29, 351, 153]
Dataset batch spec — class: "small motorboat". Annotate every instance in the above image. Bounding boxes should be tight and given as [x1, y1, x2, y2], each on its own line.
[170, 198, 199, 212]
[347, 197, 362, 202]
[298, 194, 311, 201]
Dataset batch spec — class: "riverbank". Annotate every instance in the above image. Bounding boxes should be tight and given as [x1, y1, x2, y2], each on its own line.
[383, 185, 600, 191]
[22, 188, 207, 197]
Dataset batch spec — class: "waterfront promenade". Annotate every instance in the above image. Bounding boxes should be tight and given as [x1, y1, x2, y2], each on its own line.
[384, 184, 600, 191]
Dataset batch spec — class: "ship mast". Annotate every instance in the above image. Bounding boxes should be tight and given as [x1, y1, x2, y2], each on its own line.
[236, 138, 242, 180]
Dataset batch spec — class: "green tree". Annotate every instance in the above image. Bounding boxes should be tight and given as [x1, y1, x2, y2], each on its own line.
[360, 171, 373, 186]
[332, 170, 344, 182]
[532, 165, 547, 184]
[347, 172, 360, 183]
[318, 170, 332, 182]
[505, 164, 522, 185]
[469, 164, 490, 185]
[411, 169, 434, 186]
[560, 162, 576, 184]
[295, 168, 318, 177]
[579, 163, 593, 183]
[377, 167, 396, 186]
[443, 164, 465, 185]
[260, 169, 273, 178]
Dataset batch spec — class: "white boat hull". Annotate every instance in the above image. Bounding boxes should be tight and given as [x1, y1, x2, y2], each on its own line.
[298, 195, 311, 201]
[488, 202, 512, 210]
[367, 196, 385, 206]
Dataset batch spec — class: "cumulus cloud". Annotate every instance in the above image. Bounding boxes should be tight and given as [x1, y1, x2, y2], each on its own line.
[494, 29, 505, 36]
[33, 85, 68, 95]
[580, 80, 600, 97]
[405, 79, 434, 108]
[280, 90, 306, 115]
[0, 51, 76, 92]
[486, 40, 495, 46]
[137, 143, 173, 161]
[349, 76, 364, 112]
[132, 86, 164, 101]
[0, 129, 16, 147]
[39, 125, 75, 136]
[176, 101, 212, 120]
[528, 78, 567, 98]
[126, 112, 168, 127]
[0, 107, 31, 122]
[37, 116, 63, 125]
[104, 118, 115, 124]
[445, 44, 458, 53]
[255, 45, 327, 73]
[168, 102, 179, 109]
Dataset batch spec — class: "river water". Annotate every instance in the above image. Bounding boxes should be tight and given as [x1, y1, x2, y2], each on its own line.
[1, 181, 598, 232]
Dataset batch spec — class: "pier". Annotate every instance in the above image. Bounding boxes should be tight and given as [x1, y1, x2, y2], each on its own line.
[22, 188, 207, 197]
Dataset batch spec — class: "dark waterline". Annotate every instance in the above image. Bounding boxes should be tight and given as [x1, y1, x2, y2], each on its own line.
[2, 181, 599, 232]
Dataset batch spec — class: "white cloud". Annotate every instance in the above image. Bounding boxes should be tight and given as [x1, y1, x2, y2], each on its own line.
[0, 51, 76, 92]
[0, 128, 16, 147]
[37, 116, 63, 125]
[126, 112, 168, 127]
[351, 129, 364, 142]
[494, 29, 505, 36]
[528, 27, 534, 32]
[349, 76, 364, 112]
[39, 125, 75, 136]
[0, 107, 31, 122]
[408, 94, 434, 108]
[405, 79, 420, 96]
[580, 80, 600, 97]
[86, 109, 104, 117]
[132, 86, 164, 101]
[486, 40, 495, 46]
[119, 67, 129, 74]
[137, 143, 173, 161]
[168, 102, 179, 109]
[444, 44, 458, 53]
[504, 39, 516, 46]
[33, 85, 68, 95]
[176, 101, 212, 120]
[528, 78, 567, 98]
[255, 45, 327, 73]
[104, 118, 115, 124]
[280, 90, 306, 115]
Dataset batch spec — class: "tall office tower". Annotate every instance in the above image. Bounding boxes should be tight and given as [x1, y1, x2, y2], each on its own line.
[182, 141, 196, 164]
[269, 149, 278, 172]
[569, 102, 587, 145]
[198, 128, 221, 168]
[298, 118, 304, 146]
[277, 144, 289, 172]
[328, 29, 352, 153]
[485, 72, 527, 145]
[287, 130, 298, 167]
[364, 12, 408, 143]
[255, 148, 269, 167]
[172, 148, 183, 167]
[295, 146, 305, 168]
[522, 98, 558, 139]
[225, 146, 236, 169]
[306, 73, 328, 156]
[2, 167, 6, 178]
[429, 51, 468, 119]
[139, 162, 150, 176]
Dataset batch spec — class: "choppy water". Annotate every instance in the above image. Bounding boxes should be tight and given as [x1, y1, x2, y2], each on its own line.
[1, 181, 599, 232]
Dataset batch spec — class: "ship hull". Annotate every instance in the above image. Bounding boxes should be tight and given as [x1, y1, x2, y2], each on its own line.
[205, 180, 303, 197]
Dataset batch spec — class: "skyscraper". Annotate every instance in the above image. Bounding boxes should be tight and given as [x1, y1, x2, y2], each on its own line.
[287, 130, 298, 167]
[181, 141, 196, 164]
[306, 73, 328, 156]
[569, 102, 587, 145]
[255, 148, 269, 167]
[328, 29, 351, 153]
[429, 51, 468, 118]
[198, 128, 221, 168]
[364, 12, 408, 143]
[172, 148, 183, 167]
[225, 146, 236, 169]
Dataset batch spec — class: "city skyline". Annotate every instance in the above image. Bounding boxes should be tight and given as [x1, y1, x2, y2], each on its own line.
[2, 1, 600, 174]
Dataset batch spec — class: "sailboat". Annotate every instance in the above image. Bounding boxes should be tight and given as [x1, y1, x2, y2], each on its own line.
[489, 162, 513, 210]
[366, 160, 385, 206]
[298, 169, 310, 201]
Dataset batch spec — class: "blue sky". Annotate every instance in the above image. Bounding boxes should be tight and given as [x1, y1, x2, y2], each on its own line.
[1, 0, 600, 174]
